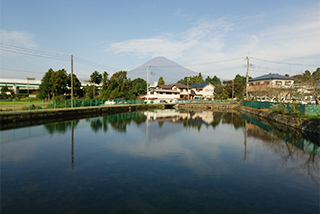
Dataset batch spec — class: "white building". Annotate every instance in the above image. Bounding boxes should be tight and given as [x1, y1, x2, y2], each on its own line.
[190, 82, 215, 99]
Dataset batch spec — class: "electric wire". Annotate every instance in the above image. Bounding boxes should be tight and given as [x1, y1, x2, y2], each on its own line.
[0, 43, 70, 61]
[250, 57, 318, 67]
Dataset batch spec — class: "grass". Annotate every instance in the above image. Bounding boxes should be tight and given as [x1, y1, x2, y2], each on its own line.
[0, 100, 44, 105]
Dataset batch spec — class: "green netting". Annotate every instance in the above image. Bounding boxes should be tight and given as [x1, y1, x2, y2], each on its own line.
[241, 101, 320, 116]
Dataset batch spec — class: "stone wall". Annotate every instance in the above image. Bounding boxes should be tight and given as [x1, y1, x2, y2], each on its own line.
[176, 103, 239, 111]
[238, 106, 320, 135]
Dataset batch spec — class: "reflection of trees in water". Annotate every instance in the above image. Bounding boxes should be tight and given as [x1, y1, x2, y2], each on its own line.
[90, 112, 147, 133]
[221, 112, 245, 129]
[131, 114, 147, 126]
[264, 137, 319, 185]
[90, 118, 103, 132]
[44, 120, 79, 134]
[246, 120, 320, 184]
[183, 120, 202, 131]
[158, 121, 164, 128]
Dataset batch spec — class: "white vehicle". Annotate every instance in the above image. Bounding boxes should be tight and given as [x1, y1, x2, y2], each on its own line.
[104, 100, 115, 105]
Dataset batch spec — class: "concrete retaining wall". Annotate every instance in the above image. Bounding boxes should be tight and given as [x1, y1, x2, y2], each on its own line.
[0, 104, 163, 130]
[176, 103, 239, 110]
[238, 106, 320, 135]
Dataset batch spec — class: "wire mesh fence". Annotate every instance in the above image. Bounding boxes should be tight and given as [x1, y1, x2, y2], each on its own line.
[0, 99, 237, 113]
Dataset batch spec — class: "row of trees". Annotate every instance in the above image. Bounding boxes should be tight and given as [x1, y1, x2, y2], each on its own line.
[37, 69, 147, 100]
[37, 68, 249, 100]
[37, 67, 319, 101]
[177, 73, 249, 99]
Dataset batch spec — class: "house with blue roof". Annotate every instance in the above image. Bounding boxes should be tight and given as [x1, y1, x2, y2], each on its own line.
[247, 73, 294, 100]
[190, 82, 215, 99]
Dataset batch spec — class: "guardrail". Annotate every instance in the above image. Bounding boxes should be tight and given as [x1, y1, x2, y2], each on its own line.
[0, 99, 237, 113]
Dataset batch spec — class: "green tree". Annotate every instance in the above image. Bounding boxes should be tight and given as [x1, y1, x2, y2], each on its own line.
[158, 76, 165, 85]
[37, 68, 54, 100]
[67, 73, 82, 96]
[106, 71, 130, 99]
[131, 78, 147, 99]
[1, 84, 10, 96]
[312, 67, 320, 80]
[177, 73, 204, 86]
[90, 71, 102, 85]
[205, 75, 221, 86]
[234, 74, 246, 86]
[50, 69, 68, 97]
[90, 71, 102, 97]
[101, 71, 109, 95]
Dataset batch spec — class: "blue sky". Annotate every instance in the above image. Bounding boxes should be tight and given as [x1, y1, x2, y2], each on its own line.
[1, 0, 319, 82]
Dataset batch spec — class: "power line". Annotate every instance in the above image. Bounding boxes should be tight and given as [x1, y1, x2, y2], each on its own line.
[73, 56, 119, 71]
[0, 43, 70, 61]
[0, 68, 43, 74]
[251, 57, 318, 67]
[185, 57, 244, 67]
[0, 43, 118, 71]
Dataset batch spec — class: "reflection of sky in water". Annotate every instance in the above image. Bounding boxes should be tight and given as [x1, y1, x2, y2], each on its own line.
[1, 110, 319, 214]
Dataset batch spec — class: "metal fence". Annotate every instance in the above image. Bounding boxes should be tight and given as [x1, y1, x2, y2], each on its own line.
[0, 99, 236, 113]
[241, 101, 320, 116]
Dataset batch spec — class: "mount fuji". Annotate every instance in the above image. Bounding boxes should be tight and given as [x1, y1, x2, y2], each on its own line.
[127, 56, 199, 84]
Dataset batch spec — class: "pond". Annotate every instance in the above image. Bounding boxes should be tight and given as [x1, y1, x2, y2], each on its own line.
[1, 110, 319, 214]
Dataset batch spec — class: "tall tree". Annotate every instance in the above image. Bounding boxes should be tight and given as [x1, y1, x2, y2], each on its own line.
[90, 71, 102, 85]
[205, 75, 221, 86]
[90, 71, 102, 97]
[177, 73, 204, 85]
[50, 69, 68, 97]
[37, 68, 54, 100]
[158, 76, 165, 85]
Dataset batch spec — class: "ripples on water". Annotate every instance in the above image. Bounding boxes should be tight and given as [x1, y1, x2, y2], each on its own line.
[1, 110, 319, 214]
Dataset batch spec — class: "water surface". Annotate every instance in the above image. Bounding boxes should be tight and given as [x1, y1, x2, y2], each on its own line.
[1, 110, 319, 213]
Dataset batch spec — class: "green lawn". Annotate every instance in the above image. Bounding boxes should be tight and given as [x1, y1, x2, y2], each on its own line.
[0, 100, 46, 105]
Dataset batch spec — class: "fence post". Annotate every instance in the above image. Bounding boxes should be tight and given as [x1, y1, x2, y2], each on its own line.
[28, 100, 30, 112]
[13, 100, 14, 113]
[65, 100, 67, 108]
[82, 100, 84, 107]
[42, 100, 44, 111]
[54, 100, 56, 109]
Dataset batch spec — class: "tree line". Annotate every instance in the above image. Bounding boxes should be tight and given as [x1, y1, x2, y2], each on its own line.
[35, 67, 320, 101]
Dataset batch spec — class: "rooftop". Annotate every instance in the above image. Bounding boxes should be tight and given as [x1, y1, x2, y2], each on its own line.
[190, 82, 211, 88]
[249, 74, 294, 82]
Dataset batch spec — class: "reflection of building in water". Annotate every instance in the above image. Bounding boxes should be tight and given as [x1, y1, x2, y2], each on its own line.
[144, 110, 181, 121]
[246, 122, 282, 142]
[144, 110, 215, 125]
[191, 111, 214, 124]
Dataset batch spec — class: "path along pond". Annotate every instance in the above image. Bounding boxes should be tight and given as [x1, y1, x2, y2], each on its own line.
[1, 110, 319, 214]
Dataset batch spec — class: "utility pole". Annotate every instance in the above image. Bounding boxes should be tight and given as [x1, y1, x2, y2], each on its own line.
[232, 79, 234, 99]
[187, 77, 190, 100]
[246, 54, 249, 100]
[71, 55, 74, 108]
[146, 65, 150, 103]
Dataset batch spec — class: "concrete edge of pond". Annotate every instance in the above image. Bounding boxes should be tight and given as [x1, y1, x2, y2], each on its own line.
[237, 106, 320, 137]
[0, 104, 164, 130]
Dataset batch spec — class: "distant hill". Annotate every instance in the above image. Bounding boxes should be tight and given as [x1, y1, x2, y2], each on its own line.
[127, 56, 199, 84]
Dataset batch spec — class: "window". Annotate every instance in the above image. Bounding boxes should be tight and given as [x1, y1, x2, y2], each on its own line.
[276, 81, 282, 86]
[285, 81, 291, 86]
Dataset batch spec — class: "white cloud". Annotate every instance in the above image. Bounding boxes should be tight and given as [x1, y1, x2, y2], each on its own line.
[0, 30, 37, 55]
[106, 6, 319, 79]
[106, 19, 233, 60]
